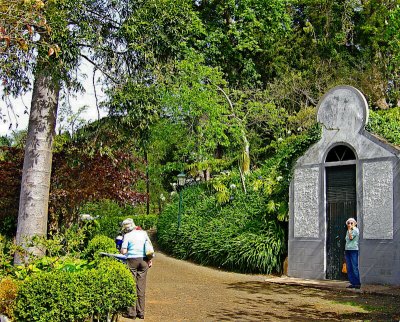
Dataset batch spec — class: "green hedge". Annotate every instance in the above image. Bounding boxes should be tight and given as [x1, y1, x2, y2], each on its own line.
[13, 258, 135, 322]
[80, 200, 158, 238]
[157, 185, 286, 274]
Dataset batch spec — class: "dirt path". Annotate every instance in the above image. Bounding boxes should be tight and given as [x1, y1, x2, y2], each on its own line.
[120, 252, 400, 321]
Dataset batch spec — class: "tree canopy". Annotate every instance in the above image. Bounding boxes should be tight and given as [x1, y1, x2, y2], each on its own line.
[2, 0, 400, 238]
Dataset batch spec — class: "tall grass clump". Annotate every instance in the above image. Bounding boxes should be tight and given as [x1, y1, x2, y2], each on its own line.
[158, 185, 285, 273]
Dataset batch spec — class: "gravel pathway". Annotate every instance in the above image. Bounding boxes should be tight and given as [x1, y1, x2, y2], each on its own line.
[119, 252, 400, 321]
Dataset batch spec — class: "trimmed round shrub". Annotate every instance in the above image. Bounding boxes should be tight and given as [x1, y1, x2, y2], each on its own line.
[13, 258, 135, 322]
[82, 235, 117, 261]
[87, 259, 136, 316]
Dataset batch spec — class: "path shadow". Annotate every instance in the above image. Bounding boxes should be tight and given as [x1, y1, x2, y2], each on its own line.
[206, 281, 400, 321]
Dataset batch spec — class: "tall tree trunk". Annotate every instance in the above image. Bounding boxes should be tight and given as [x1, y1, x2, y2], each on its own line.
[144, 148, 150, 215]
[15, 69, 59, 264]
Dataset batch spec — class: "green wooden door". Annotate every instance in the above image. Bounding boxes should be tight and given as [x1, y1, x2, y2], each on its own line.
[326, 165, 356, 280]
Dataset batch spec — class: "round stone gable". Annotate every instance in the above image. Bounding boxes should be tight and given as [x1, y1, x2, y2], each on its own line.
[317, 85, 369, 133]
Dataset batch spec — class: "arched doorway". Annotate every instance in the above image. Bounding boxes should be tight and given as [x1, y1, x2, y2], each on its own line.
[325, 145, 357, 280]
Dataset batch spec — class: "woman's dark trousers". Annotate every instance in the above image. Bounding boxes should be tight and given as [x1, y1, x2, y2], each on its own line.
[127, 258, 149, 318]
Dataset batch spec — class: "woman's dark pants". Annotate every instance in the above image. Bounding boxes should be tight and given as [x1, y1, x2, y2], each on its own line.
[127, 258, 149, 318]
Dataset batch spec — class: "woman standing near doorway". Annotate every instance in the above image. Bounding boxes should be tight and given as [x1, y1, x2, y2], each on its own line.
[345, 218, 361, 289]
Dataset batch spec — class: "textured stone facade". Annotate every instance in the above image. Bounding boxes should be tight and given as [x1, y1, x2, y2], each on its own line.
[362, 161, 393, 239]
[293, 167, 320, 238]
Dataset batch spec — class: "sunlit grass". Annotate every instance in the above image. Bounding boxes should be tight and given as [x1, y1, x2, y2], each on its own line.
[332, 300, 386, 312]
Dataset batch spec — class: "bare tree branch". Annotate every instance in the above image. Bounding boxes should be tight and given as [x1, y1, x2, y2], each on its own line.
[80, 53, 119, 84]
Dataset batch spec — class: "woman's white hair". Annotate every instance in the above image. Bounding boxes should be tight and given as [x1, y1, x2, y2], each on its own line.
[346, 217, 357, 225]
[122, 218, 136, 232]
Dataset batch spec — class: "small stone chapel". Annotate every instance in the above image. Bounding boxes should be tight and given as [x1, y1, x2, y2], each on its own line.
[288, 85, 400, 285]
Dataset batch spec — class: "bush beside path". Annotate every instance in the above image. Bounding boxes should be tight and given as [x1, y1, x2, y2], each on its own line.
[119, 252, 400, 321]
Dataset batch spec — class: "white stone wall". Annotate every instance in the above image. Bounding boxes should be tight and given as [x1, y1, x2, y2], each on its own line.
[362, 161, 394, 239]
[293, 167, 320, 238]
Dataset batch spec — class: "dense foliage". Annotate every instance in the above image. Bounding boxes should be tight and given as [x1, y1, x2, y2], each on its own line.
[0, 277, 18, 320]
[80, 200, 158, 239]
[49, 147, 147, 230]
[82, 235, 117, 261]
[367, 107, 400, 146]
[158, 185, 286, 273]
[0, 147, 22, 236]
[0, 133, 147, 235]
[0, 223, 137, 321]
[157, 126, 321, 274]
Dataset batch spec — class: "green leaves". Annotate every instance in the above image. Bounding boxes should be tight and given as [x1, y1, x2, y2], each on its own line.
[13, 258, 136, 322]
[198, 0, 291, 88]
[160, 51, 235, 157]
[366, 107, 400, 146]
[122, 0, 204, 61]
[213, 181, 230, 204]
[157, 183, 287, 274]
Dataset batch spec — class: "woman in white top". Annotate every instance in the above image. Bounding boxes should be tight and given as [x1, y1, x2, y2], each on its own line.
[121, 218, 154, 320]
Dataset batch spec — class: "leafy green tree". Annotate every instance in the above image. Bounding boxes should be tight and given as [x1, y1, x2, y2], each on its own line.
[196, 0, 292, 88]
[160, 52, 243, 172]
[356, 0, 400, 107]
[0, 0, 53, 96]
[275, 0, 400, 110]
[98, 0, 206, 212]
[1, 0, 123, 262]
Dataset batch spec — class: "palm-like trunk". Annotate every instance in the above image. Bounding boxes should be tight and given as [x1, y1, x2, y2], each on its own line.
[15, 69, 59, 264]
[241, 133, 250, 174]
